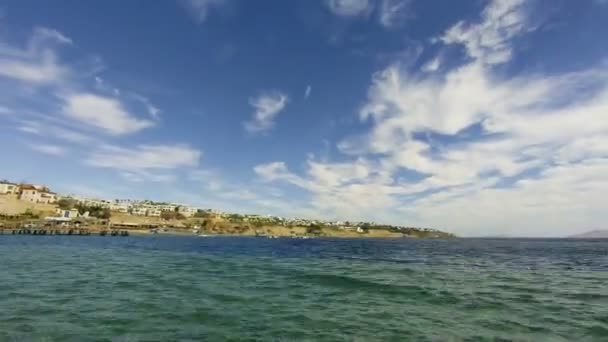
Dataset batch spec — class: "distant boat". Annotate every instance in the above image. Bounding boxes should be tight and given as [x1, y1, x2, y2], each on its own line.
[568, 230, 608, 239]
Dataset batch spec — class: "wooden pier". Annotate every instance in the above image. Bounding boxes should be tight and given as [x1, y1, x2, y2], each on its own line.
[0, 228, 129, 236]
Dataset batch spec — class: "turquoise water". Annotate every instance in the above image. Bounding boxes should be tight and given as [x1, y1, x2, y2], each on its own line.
[0, 236, 607, 341]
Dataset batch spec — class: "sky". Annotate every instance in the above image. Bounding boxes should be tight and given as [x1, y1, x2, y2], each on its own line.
[0, 0, 607, 237]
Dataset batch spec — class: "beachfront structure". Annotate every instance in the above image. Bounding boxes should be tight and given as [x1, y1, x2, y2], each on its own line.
[0, 181, 19, 195]
[56, 208, 79, 219]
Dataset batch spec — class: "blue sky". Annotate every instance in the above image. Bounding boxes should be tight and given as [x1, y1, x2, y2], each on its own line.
[1, 0, 607, 236]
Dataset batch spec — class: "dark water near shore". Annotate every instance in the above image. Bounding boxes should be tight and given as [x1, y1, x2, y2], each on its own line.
[0, 236, 607, 341]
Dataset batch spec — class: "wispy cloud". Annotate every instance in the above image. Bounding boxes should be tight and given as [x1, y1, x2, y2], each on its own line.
[325, 0, 371, 17]
[0, 26, 199, 189]
[244, 91, 289, 134]
[0, 27, 72, 85]
[179, 0, 226, 23]
[421, 56, 440, 72]
[126, 92, 162, 120]
[87, 144, 201, 171]
[304, 85, 312, 99]
[18, 121, 41, 134]
[32, 27, 73, 45]
[378, 0, 411, 28]
[325, 0, 410, 28]
[0, 27, 160, 139]
[29, 143, 67, 156]
[86, 144, 201, 183]
[61, 93, 155, 135]
[18, 120, 94, 143]
[440, 0, 528, 64]
[0, 106, 12, 115]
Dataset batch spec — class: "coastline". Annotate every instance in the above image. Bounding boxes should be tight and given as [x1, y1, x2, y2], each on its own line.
[1, 193, 454, 239]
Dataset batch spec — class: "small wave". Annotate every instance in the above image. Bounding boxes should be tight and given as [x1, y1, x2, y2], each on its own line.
[294, 272, 434, 297]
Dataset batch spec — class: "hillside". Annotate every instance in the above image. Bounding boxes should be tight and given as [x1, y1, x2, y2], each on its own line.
[0, 195, 57, 216]
[569, 230, 608, 238]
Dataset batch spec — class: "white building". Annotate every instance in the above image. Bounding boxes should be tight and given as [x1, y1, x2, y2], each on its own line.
[147, 208, 162, 217]
[110, 202, 130, 213]
[19, 185, 42, 203]
[55, 209, 79, 219]
[131, 207, 148, 216]
[39, 191, 57, 204]
[178, 206, 198, 217]
[81, 198, 112, 208]
[0, 182, 19, 195]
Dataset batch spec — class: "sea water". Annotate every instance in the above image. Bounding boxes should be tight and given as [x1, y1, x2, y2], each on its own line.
[0, 236, 606, 341]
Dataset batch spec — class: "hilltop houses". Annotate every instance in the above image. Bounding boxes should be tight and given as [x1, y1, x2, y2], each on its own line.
[0, 181, 19, 195]
[178, 206, 197, 217]
[17, 184, 57, 204]
[61, 197, 198, 218]
[0, 180, 58, 204]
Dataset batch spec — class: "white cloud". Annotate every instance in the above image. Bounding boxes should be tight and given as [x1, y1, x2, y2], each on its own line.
[244, 91, 288, 133]
[0, 51, 67, 84]
[179, 0, 225, 23]
[17, 120, 94, 143]
[29, 143, 66, 156]
[379, 0, 410, 28]
[441, 0, 528, 64]
[421, 56, 440, 72]
[130, 92, 161, 120]
[119, 171, 177, 183]
[408, 159, 608, 237]
[32, 27, 73, 45]
[51, 127, 92, 143]
[325, 0, 371, 17]
[304, 85, 312, 99]
[189, 169, 224, 191]
[0, 27, 72, 84]
[19, 121, 41, 134]
[254, 0, 608, 236]
[0, 28, 161, 140]
[87, 144, 201, 171]
[62, 93, 155, 135]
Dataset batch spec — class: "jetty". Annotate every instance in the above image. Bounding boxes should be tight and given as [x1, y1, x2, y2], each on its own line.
[0, 228, 129, 236]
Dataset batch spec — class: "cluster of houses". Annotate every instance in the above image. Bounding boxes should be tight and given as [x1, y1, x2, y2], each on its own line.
[0, 181, 57, 204]
[2, 180, 440, 233]
[0, 180, 199, 218]
[68, 197, 199, 218]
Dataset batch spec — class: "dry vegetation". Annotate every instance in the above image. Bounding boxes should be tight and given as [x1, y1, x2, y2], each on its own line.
[0, 195, 57, 216]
